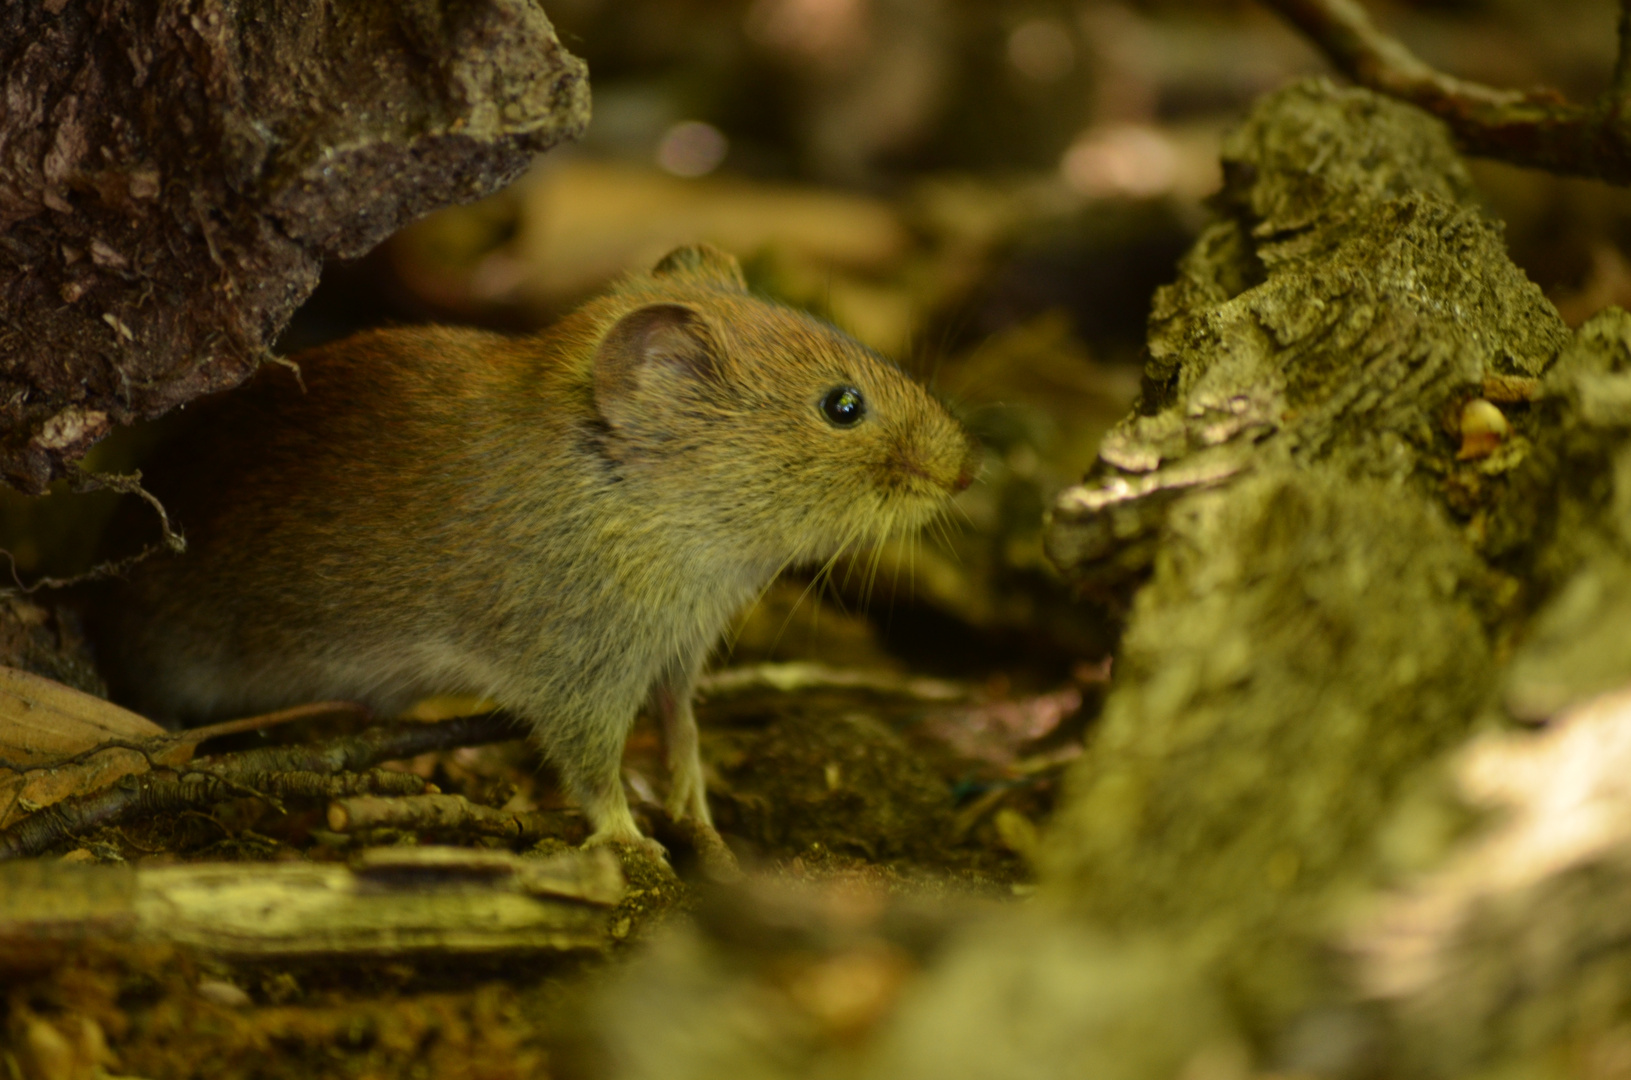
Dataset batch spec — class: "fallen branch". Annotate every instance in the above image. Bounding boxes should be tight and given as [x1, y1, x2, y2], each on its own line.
[180, 711, 522, 778]
[0, 845, 624, 967]
[1262, 0, 1631, 184]
[0, 712, 524, 859]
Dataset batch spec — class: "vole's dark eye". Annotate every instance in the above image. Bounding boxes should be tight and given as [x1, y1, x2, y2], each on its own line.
[820, 386, 865, 427]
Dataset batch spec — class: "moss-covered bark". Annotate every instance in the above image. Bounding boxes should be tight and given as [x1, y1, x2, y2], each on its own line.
[1038, 78, 1631, 1070]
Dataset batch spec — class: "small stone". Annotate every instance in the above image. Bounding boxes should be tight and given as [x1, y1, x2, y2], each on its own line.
[197, 978, 253, 1008]
[89, 238, 128, 268]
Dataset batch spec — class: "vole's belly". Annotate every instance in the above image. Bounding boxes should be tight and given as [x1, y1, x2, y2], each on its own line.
[129, 619, 484, 726]
[120, 563, 685, 732]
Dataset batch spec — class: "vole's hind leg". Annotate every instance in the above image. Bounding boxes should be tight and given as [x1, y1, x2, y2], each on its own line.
[542, 712, 665, 858]
[577, 769, 668, 861]
[653, 656, 712, 826]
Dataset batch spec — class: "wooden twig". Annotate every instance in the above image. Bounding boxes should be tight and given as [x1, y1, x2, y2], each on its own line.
[328, 793, 588, 845]
[0, 713, 524, 859]
[697, 662, 968, 703]
[1262, 0, 1631, 185]
[178, 700, 372, 745]
[1, 689, 369, 831]
[184, 711, 522, 778]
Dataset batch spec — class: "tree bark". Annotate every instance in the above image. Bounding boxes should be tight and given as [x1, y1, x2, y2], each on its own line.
[0, 0, 589, 492]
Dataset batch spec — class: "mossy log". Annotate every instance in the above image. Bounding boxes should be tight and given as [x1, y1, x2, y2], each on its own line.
[1039, 77, 1631, 1070]
[0, 0, 588, 492]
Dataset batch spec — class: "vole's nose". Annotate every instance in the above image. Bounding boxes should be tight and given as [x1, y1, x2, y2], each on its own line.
[954, 468, 973, 492]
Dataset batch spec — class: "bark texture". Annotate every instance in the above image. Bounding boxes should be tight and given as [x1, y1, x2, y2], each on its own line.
[0, 0, 589, 492]
[1047, 79, 1567, 586]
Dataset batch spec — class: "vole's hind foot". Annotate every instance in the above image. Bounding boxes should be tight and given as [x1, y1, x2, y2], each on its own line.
[580, 793, 667, 860]
[664, 757, 713, 827]
[660, 813, 741, 882]
[568, 752, 671, 859]
[584, 826, 670, 867]
[654, 677, 713, 827]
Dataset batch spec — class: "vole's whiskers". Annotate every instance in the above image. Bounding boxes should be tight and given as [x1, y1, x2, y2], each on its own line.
[909, 527, 920, 605]
[722, 540, 811, 657]
[923, 512, 949, 555]
[886, 516, 910, 623]
[934, 513, 965, 565]
[914, 301, 979, 396]
[860, 511, 893, 611]
[770, 520, 863, 652]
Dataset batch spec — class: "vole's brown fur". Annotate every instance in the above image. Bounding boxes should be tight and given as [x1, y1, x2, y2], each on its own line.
[98, 245, 976, 846]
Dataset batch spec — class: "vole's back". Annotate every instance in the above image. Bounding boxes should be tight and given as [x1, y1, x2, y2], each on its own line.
[101, 325, 603, 722]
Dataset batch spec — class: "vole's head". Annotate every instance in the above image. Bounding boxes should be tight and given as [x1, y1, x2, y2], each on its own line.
[588, 245, 977, 567]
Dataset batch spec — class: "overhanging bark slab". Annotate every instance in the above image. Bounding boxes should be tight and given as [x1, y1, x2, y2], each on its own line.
[0, 0, 589, 492]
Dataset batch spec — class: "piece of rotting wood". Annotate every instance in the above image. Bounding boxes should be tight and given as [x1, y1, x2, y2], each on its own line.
[1038, 78, 1563, 1032]
[1045, 79, 1569, 590]
[0, 846, 624, 968]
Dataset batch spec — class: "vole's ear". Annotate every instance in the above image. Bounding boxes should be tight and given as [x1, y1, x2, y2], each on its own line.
[594, 303, 718, 428]
[650, 244, 747, 291]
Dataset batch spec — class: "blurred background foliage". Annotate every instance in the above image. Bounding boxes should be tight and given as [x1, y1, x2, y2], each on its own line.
[4, 0, 1627, 689]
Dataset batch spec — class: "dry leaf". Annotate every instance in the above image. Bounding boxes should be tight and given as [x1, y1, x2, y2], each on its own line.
[0, 671, 368, 829]
[0, 665, 167, 829]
